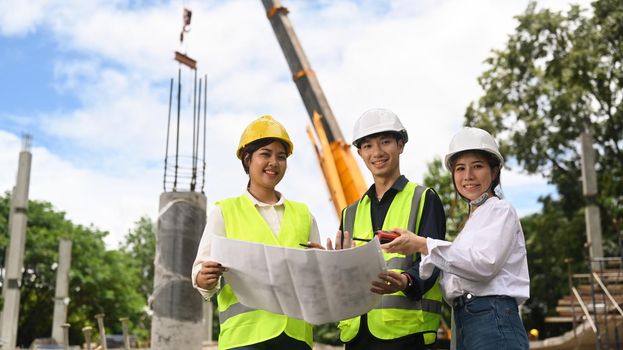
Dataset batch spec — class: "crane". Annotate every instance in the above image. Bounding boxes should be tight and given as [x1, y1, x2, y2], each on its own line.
[260, 4, 452, 344]
[260, 0, 367, 218]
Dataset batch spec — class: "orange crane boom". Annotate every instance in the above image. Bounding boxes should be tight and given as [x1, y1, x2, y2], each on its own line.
[260, 0, 367, 217]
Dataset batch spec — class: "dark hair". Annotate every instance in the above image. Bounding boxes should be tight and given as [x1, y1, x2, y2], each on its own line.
[449, 149, 502, 190]
[450, 150, 503, 230]
[239, 138, 290, 174]
[355, 131, 404, 149]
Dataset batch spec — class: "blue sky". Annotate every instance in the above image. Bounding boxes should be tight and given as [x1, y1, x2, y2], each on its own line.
[0, 0, 586, 246]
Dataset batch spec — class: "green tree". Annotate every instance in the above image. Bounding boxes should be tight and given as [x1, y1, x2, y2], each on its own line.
[119, 216, 156, 341]
[313, 323, 341, 345]
[465, 0, 622, 238]
[422, 158, 468, 240]
[464, 0, 622, 334]
[519, 201, 587, 338]
[0, 193, 147, 347]
[120, 216, 155, 300]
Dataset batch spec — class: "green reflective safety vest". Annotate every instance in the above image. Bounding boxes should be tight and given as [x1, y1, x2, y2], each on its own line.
[338, 182, 443, 345]
[216, 195, 313, 349]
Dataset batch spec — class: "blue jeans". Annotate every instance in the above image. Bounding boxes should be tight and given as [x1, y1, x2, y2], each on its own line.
[453, 295, 528, 350]
[230, 332, 311, 350]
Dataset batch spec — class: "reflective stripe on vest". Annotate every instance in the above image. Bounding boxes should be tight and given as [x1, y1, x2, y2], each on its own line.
[339, 182, 443, 343]
[378, 295, 442, 313]
[386, 256, 414, 271]
[215, 195, 313, 350]
[218, 300, 255, 324]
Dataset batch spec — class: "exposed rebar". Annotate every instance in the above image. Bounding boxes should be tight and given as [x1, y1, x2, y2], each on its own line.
[191, 69, 198, 191]
[174, 66, 182, 191]
[202, 74, 207, 193]
[194, 75, 202, 190]
[164, 78, 174, 191]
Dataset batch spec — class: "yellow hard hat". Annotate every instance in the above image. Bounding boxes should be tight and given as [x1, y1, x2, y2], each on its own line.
[529, 329, 539, 338]
[236, 115, 294, 159]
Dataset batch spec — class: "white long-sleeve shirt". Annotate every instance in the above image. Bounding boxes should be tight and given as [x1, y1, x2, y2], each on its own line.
[191, 191, 320, 299]
[420, 197, 530, 305]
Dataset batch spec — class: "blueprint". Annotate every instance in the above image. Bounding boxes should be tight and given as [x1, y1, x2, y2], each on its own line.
[210, 235, 386, 325]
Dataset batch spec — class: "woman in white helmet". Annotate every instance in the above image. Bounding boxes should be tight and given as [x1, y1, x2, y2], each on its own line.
[191, 115, 320, 349]
[382, 127, 530, 350]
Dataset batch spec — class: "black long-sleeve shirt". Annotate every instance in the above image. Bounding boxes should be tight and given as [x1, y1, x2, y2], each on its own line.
[341, 175, 447, 299]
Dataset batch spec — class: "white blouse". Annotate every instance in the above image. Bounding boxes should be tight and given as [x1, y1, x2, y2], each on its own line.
[420, 197, 530, 305]
[191, 191, 320, 299]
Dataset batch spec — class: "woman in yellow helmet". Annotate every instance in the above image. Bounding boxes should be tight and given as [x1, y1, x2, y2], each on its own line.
[192, 115, 319, 350]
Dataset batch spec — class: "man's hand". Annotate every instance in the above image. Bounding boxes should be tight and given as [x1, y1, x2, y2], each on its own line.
[370, 270, 408, 294]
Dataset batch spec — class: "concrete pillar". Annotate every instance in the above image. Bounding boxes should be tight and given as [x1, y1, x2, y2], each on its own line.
[95, 314, 107, 350]
[52, 239, 72, 343]
[82, 326, 93, 350]
[0, 137, 32, 349]
[151, 192, 206, 350]
[120, 317, 130, 350]
[202, 300, 213, 345]
[61, 323, 70, 350]
[579, 127, 603, 270]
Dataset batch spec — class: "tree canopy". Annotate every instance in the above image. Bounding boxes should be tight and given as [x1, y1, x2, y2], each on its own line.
[0, 194, 155, 347]
[465, 0, 622, 237]
[462, 0, 622, 336]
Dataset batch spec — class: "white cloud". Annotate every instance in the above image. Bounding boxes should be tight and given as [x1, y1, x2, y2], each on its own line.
[0, 131, 158, 247]
[42, 67, 168, 162]
[0, 0, 50, 35]
[0, 0, 593, 246]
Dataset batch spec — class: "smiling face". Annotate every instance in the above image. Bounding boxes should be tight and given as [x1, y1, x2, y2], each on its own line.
[452, 151, 499, 201]
[246, 141, 288, 191]
[357, 133, 404, 181]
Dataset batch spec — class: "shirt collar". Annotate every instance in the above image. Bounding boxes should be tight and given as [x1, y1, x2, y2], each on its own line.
[245, 190, 285, 207]
[363, 175, 409, 200]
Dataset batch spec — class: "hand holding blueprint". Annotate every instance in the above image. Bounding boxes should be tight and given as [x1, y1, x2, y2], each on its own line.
[211, 235, 386, 325]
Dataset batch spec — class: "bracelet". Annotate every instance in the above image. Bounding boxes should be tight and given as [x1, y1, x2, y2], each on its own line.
[401, 272, 414, 290]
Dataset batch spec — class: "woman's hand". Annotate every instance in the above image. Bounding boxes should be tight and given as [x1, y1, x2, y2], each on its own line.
[370, 270, 408, 294]
[326, 230, 353, 250]
[196, 261, 227, 290]
[304, 242, 325, 249]
[381, 228, 428, 255]
[299, 230, 353, 250]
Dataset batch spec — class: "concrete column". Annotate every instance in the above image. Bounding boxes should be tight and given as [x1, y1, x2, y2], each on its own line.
[82, 326, 93, 350]
[61, 323, 70, 350]
[95, 314, 107, 350]
[579, 128, 603, 270]
[0, 138, 32, 349]
[202, 300, 213, 345]
[52, 239, 72, 343]
[120, 317, 130, 350]
[151, 192, 206, 350]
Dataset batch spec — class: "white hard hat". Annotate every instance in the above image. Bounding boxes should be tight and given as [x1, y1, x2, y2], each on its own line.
[352, 108, 408, 147]
[444, 127, 504, 171]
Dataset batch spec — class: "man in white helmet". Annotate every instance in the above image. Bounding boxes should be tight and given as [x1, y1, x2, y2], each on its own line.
[336, 108, 446, 350]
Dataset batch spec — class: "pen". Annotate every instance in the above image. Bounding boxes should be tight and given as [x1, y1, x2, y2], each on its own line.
[299, 243, 312, 248]
[353, 237, 371, 242]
